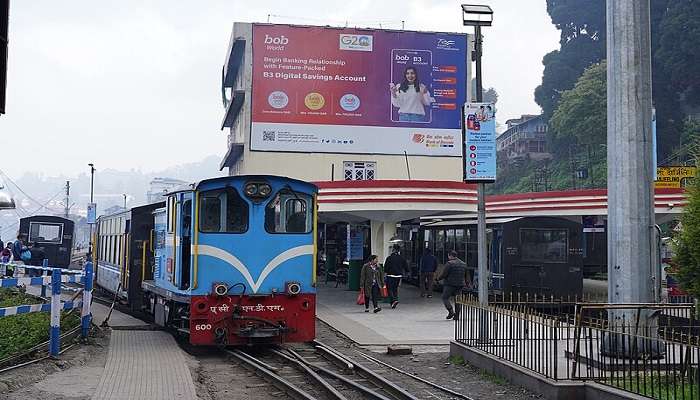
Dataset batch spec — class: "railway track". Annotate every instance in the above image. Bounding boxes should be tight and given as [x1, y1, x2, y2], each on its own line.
[228, 340, 417, 400]
[227, 340, 475, 400]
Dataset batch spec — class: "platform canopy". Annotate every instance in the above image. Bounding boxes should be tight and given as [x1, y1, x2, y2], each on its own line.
[315, 180, 478, 223]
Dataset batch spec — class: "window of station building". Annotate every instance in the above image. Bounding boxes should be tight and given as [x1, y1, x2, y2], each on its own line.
[343, 161, 376, 181]
[199, 188, 248, 233]
[519, 228, 568, 263]
[265, 190, 313, 234]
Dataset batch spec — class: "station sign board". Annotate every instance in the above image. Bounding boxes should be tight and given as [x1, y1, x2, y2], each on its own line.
[655, 166, 696, 188]
[464, 102, 496, 182]
[346, 225, 364, 261]
[250, 24, 467, 156]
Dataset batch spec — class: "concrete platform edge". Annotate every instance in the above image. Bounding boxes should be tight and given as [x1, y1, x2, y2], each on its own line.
[450, 341, 649, 400]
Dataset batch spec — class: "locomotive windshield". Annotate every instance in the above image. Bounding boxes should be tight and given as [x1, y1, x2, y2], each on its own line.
[265, 190, 313, 234]
[199, 188, 248, 233]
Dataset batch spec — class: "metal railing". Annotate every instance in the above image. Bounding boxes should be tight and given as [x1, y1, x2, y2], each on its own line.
[0, 261, 93, 357]
[455, 295, 700, 399]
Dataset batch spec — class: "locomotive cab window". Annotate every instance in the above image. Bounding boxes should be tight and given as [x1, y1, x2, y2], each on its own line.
[265, 190, 312, 234]
[199, 188, 248, 233]
[519, 228, 568, 263]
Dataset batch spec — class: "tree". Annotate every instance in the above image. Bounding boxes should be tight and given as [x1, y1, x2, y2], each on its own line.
[549, 61, 606, 146]
[534, 0, 606, 120]
[675, 165, 700, 297]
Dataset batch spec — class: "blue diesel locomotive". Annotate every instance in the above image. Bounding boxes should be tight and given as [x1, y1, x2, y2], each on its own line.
[95, 175, 317, 345]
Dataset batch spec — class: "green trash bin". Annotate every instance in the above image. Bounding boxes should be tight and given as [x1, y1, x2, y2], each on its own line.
[348, 260, 362, 291]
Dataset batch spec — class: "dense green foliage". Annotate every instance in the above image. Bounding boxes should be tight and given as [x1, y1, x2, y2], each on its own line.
[675, 166, 700, 297]
[0, 288, 80, 360]
[497, 1, 700, 194]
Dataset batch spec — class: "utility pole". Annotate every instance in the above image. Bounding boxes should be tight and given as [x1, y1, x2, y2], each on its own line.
[64, 181, 70, 218]
[606, 1, 655, 313]
[123, 194, 127, 209]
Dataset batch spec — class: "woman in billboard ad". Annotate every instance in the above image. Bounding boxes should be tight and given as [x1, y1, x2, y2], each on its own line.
[389, 66, 434, 122]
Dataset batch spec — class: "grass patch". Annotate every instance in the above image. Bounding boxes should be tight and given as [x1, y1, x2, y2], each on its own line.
[480, 370, 508, 385]
[448, 355, 466, 365]
[0, 288, 81, 359]
[606, 374, 700, 400]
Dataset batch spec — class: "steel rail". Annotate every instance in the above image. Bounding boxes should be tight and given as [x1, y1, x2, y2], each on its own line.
[270, 348, 348, 400]
[285, 347, 392, 400]
[225, 349, 317, 400]
[312, 340, 420, 400]
[354, 350, 477, 400]
[0, 326, 82, 373]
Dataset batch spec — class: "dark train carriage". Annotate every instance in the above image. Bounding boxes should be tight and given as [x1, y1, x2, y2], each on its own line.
[95, 202, 163, 311]
[18, 215, 74, 267]
[419, 216, 583, 297]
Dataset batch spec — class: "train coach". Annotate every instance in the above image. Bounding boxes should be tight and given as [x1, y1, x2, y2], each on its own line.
[95, 175, 317, 345]
[19, 215, 74, 268]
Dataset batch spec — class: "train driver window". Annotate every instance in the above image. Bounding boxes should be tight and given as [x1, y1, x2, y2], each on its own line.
[265, 190, 312, 234]
[199, 188, 248, 233]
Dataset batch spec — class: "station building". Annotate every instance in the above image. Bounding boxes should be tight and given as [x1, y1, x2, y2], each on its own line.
[219, 22, 477, 267]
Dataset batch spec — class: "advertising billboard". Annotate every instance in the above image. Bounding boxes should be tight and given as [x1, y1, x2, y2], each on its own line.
[464, 102, 496, 182]
[251, 24, 467, 156]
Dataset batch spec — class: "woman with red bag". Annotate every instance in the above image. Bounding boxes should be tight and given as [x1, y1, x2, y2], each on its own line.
[360, 255, 385, 313]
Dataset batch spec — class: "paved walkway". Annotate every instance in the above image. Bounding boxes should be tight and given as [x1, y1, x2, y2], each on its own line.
[92, 330, 198, 400]
[316, 281, 455, 345]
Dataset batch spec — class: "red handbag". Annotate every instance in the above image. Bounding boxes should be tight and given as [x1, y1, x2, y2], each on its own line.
[380, 286, 389, 298]
[356, 288, 365, 305]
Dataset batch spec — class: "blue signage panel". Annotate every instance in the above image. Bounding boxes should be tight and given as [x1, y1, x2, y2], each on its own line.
[87, 203, 97, 224]
[346, 225, 364, 261]
[464, 102, 496, 182]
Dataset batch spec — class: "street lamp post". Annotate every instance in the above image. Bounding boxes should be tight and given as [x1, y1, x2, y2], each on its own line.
[462, 3, 493, 341]
[88, 163, 95, 261]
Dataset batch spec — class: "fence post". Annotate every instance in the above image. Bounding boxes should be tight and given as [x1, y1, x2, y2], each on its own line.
[49, 267, 61, 358]
[81, 262, 93, 339]
[40, 259, 49, 297]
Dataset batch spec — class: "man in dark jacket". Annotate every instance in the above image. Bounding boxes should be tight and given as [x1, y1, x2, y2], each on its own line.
[383, 245, 407, 308]
[437, 250, 469, 320]
[28, 243, 46, 277]
[419, 248, 437, 298]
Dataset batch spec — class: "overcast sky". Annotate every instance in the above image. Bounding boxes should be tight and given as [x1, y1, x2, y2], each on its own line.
[0, 0, 559, 179]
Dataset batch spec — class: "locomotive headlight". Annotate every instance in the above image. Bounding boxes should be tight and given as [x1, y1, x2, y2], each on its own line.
[286, 281, 301, 295]
[214, 283, 229, 296]
[258, 184, 272, 197]
[244, 183, 258, 197]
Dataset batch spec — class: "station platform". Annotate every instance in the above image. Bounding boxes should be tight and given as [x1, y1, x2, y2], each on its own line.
[316, 281, 455, 345]
[92, 330, 198, 400]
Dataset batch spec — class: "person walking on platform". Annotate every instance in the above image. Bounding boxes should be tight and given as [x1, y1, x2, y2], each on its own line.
[437, 250, 469, 320]
[360, 255, 385, 313]
[384, 245, 408, 309]
[419, 248, 437, 298]
[12, 233, 27, 264]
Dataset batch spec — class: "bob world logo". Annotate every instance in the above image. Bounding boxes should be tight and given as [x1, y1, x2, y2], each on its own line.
[264, 34, 289, 51]
[339, 34, 373, 52]
[436, 38, 458, 51]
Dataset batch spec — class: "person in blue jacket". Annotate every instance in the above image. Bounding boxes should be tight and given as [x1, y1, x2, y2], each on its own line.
[419, 248, 437, 298]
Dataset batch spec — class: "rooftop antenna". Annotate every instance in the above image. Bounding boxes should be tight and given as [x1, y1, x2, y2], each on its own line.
[267, 14, 270, 23]
[401, 20, 405, 30]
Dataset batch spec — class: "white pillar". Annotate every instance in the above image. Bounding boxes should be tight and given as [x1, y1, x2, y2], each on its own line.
[371, 220, 397, 265]
[606, 0, 655, 306]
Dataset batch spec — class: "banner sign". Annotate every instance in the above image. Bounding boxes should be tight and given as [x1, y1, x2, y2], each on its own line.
[87, 203, 97, 224]
[464, 102, 497, 182]
[655, 166, 696, 188]
[582, 215, 605, 233]
[251, 24, 467, 156]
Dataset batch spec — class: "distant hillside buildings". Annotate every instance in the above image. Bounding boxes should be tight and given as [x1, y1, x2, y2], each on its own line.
[497, 114, 551, 167]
